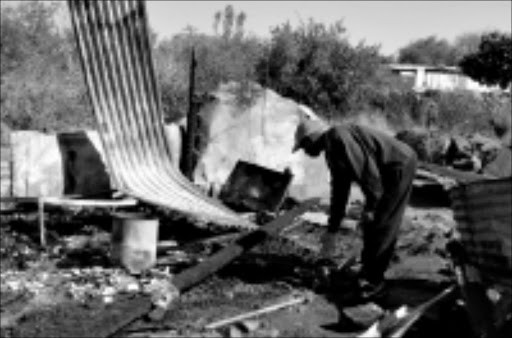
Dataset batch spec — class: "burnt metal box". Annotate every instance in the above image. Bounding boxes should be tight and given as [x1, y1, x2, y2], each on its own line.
[219, 160, 293, 213]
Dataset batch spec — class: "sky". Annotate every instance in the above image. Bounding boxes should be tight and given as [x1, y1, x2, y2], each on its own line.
[2, 0, 510, 56]
[144, 1, 512, 55]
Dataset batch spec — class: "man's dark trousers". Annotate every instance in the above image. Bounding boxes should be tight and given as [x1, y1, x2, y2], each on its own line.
[360, 157, 417, 283]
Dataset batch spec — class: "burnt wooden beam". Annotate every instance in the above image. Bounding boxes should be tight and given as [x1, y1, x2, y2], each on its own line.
[172, 199, 318, 292]
[147, 199, 317, 321]
[181, 47, 198, 180]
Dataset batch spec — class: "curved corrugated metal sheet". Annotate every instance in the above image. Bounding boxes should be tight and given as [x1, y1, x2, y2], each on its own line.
[68, 0, 255, 229]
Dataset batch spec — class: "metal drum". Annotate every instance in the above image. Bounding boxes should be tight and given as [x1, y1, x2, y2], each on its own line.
[111, 212, 159, 274]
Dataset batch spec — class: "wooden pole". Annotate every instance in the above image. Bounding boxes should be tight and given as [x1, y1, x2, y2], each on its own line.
[205, 293, 309, 330]
[181, 47, 198, 180]
[38, 197, 46, 247]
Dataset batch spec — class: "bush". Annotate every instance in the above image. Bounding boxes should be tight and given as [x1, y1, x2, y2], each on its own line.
[154, 25, 263, 122]
[484, 93, 511, 138]
[355, 90, 417, 131]
[348, 67, 419, 130]
[255, 19, 383, 121]
[434, 90, 489, 134]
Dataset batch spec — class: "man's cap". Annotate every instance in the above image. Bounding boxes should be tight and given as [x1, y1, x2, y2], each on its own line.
[292, 105, 330, 152]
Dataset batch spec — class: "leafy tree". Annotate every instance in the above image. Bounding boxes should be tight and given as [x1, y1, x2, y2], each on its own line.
[154, 6, 262, 121]
[235, 11, 247, 38]
[397, 35, 457, 66]
[255, 19, 382, 120]
[213, 11, 221, 35]
[1, 1, 60, 75]
[0, 1, 93, 131]
[212, 5, 246, 40]
[452, 32, 485, 62]
[459, 32, 512, 90]
[222, 5, 235, 40]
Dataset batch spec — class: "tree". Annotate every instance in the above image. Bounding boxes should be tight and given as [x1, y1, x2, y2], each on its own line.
[459, 32, 512, 90]
[154, 6, 262, 121]
[222, 5, 234, 40]
[213, 11, 221, 35]
[1, 1, 60, 75]
[235, 11, 247, 39]
[452, 32, 485, 62]
[255, 19, 382, 120]
[397, 36, 457, 66]
[1, 1, 93, 131]
[212, 5, 246, 40]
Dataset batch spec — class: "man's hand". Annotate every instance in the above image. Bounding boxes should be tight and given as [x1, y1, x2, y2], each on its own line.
[319, 230, 337, 260]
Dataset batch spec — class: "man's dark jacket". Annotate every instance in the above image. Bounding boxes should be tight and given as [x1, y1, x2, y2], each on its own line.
[323, 124, 416, 231]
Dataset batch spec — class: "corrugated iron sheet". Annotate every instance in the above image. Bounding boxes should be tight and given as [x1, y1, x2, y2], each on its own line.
[451, 178, 512, 284]
[1, 147, 12, 197]
[68, 0, 255, 229]
[11, 131, 64, 197]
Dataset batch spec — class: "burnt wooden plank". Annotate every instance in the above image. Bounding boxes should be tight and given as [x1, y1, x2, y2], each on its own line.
[173, 199, 318, 292]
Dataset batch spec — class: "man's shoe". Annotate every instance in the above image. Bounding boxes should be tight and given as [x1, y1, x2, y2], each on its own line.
[340, 277, 387, 306]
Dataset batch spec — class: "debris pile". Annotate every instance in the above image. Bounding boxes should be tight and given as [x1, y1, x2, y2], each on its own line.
[1, 265, 185, 310]
[0, 225, 42, 270]
[396, 129, 510, 177]
[397, 209, 454, 257]
[0, 193, 507, 337]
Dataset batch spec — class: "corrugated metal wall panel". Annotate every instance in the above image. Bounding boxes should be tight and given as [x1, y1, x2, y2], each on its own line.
[68, 0, 255, 229]
[11, 131, 64, 197]
[0, 147, 12, 197]
[451, 178, 512, 284]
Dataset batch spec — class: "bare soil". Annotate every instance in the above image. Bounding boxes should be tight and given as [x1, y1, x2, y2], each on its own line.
[0, 201, 479, 338]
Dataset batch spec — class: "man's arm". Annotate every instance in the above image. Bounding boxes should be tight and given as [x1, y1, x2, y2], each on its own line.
[328, 172, 351, 233]
[319, 172, 351, 261]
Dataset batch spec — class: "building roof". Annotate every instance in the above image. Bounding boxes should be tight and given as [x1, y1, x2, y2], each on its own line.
[388, 63, 460, 73]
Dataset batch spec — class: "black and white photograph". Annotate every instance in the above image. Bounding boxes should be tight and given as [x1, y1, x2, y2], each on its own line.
[0, 1, 511, 337]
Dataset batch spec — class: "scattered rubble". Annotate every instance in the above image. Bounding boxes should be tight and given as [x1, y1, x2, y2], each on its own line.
[0, 225, 42, 270]
[397, 208, 454, 258]
[396, 127, 510, 178]
[342, 302, 385, 328]
[0, 201, 499, 337]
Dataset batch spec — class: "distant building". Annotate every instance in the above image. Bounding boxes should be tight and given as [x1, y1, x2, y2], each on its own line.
[388, 63, 504, 94]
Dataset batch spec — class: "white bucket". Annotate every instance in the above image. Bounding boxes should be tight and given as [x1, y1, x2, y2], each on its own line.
[111, 212, 159, 274]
